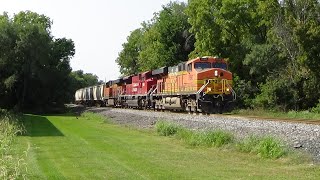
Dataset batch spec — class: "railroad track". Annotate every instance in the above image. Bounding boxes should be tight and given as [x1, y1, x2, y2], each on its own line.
[87, 106, 320, 126]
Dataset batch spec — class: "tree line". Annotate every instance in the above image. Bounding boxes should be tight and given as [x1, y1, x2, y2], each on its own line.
[0, 11, 98, 112]
[116, 0, 320, 111]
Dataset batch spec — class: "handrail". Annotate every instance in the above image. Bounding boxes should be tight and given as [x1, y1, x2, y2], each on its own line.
[149, 85, 158, 101]
[226, 83, 236, 101]
[147, 85, 156, 100]
[196, 80, 210, 99]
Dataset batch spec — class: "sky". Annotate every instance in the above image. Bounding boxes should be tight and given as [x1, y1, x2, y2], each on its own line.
[0, 0, 187, 81]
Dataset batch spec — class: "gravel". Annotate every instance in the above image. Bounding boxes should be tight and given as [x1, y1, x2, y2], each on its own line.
[89, 107, 320, 162]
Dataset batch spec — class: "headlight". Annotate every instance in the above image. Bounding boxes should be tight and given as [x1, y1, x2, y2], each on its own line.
[214, 70, 218, 77]
[226, 88, 230, 92]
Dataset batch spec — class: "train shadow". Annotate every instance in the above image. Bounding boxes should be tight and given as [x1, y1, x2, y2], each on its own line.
[20, 114, 64, 137]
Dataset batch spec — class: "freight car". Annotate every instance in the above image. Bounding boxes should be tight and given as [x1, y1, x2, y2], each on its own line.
[75, 56, 236, 113]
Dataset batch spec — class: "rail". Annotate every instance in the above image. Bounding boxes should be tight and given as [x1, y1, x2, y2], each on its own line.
[226, 82, 236, 101]
[147, 85, 157, 101]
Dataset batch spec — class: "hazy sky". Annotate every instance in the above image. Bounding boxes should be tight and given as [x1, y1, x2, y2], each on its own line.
[0, 0, 186, 81]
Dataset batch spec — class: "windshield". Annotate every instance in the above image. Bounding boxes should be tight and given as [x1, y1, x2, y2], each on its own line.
[194, 62, 211, 71]
[212, 62, 227, 70]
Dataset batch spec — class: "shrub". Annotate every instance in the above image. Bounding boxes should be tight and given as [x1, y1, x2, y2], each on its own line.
[155, 121, 181, 136]
[311, 100, 320, 113]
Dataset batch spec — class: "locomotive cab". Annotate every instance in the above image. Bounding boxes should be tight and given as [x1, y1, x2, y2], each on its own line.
[185, 56, 235, 113]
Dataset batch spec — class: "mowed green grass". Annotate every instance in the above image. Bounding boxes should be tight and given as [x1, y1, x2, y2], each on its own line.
[15, 113, 320, 179]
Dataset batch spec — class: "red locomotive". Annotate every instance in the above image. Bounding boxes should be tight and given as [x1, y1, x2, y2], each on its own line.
[75, 56, 236, 113]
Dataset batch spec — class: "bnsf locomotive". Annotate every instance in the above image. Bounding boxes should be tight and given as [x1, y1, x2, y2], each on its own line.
[75, 56, 236, 113]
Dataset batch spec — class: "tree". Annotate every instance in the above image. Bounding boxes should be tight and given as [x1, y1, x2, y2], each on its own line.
[0, 11, 75, 111]
[138, 1, 193, 71]
[116, 1, 193, 74]
[116, 29, 143, 76]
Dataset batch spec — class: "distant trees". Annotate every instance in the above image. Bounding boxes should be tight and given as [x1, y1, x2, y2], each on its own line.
[116, 0, 320, 111]
[0, 11, 79, 112]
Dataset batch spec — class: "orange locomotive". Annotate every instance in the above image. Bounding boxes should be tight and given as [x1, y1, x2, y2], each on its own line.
[75, 56, 236, 113]
[151, 56, 235, 113]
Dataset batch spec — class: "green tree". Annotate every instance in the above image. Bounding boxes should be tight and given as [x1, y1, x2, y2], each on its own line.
[116, 29, 143, 76]
[0, 11, 75, 111]
[138, 1, 193, 71]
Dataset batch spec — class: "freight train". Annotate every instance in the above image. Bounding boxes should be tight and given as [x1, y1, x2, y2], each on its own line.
[75, 56, 236, 113]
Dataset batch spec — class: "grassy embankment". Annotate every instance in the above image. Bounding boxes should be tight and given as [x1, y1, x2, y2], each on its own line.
[0, 110, 27, 179]
[13, 112, 320, 179]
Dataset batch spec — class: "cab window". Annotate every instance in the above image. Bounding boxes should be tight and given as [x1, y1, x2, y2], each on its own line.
[212, 62, 227, 70]
[187, 63, 192, 72]
[194, 62, 211, 71]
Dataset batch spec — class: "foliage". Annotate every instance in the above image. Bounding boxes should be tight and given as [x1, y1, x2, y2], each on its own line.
[155, 121, 289, 159]
[237, 136, 287, 159]
[155, 120, 181, 136]
[68, 70, 99, 101]
[311, 100, 320, 113]
[184, 0, 320, 110]
[116, 29, 143, 75]
[0, 110, 27, 179]
[0, 11, 75, 112]
[156, 121, 233, 147]
[257, 137, 287, 159]
[116, 2, 193, 75]
[180, 130, 234, 147]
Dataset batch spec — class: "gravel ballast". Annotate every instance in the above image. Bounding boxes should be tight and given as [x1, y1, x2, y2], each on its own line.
[89, 107, 320, 162]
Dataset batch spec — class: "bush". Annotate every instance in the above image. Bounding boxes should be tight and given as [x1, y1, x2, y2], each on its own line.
[311, 99, 320, 113]
[155, 121, 181, 136]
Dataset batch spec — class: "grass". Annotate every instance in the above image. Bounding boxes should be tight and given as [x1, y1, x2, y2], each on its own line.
[232, 108, 320, 121]
[0, 110, 27, 179]
[155, 120, 180, 136]
[13, 112, 320, 179]
[156, 121, 233, 147]
[156, 121, 286, 159]
[176, 128, 233, 148]
[237, 136, 287, 159]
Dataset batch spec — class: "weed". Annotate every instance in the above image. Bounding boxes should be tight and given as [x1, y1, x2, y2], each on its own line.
[156, 121, 288, 159]
[237, 136, 287, 159]
[155, 121, 181, 136]
[257, 137, 287, 159]
[0, 110, 27, 179]
[237, 136, 260, 153]
[183, 130, 233, 147]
